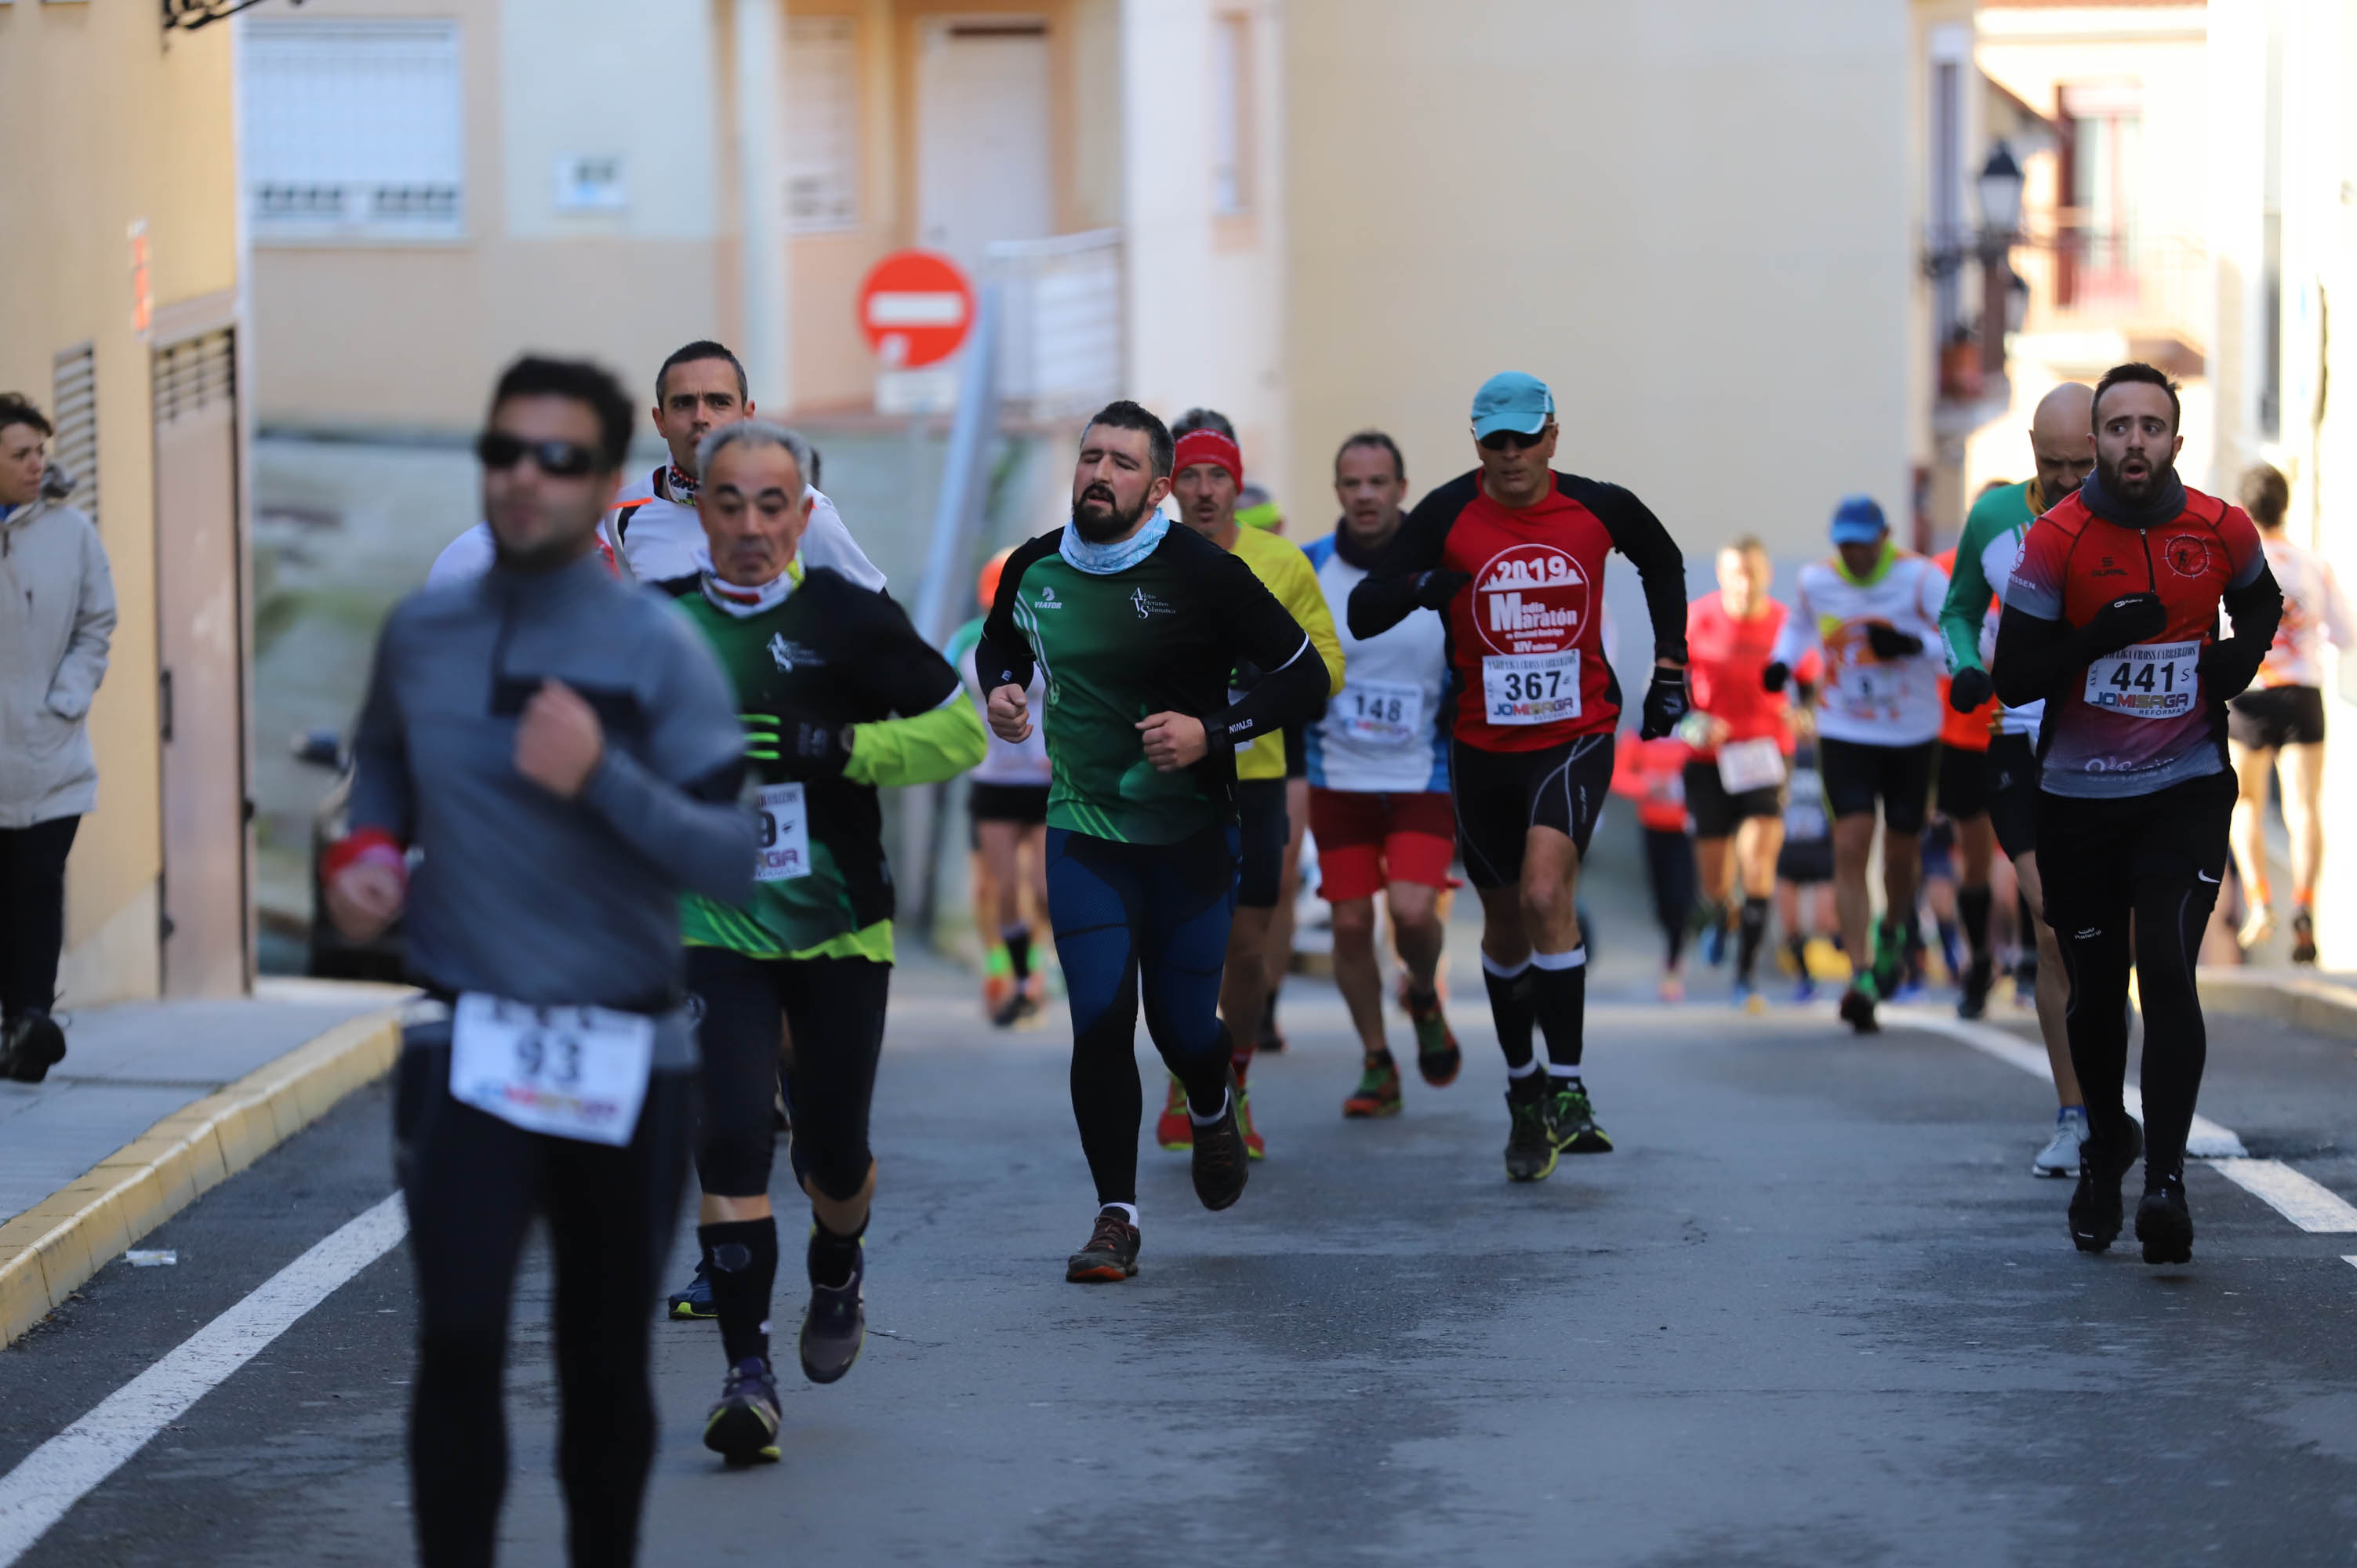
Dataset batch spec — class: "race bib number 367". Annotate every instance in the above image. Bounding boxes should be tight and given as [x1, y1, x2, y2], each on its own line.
[450, 995, 655, 1146]
[1482, 650, 1582, 725]
[2083, 640, 2201, 720]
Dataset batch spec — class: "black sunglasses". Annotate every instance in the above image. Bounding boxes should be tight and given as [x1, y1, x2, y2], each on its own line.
[1478, 427, 1548, 454]
[476, 430, 601, 477]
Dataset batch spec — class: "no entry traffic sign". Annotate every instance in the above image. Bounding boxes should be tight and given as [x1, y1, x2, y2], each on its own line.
[857, 250, 975, 368]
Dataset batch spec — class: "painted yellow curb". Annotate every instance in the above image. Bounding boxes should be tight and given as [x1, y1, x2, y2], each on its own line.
[0, 1007, 404, 1348]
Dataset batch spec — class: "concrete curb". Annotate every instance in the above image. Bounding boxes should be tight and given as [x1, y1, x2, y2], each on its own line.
[0, 1007, 404, 1348]
[2195, 967, 2357, 1040]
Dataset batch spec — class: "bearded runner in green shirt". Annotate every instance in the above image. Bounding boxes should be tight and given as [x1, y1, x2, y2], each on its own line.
[1937, 380, 2096, 1180]
[657, 422, 984, 1464]
[973, 400, 1330, 1283]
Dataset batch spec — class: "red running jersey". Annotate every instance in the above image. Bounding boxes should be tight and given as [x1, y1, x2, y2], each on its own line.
[1686, 593, 1811, 757]
[2008, 487, 2264, 791]
[1611, 733, 1692, 832]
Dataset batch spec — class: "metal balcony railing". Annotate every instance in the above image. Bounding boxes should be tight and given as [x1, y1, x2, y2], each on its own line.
[982, 229, 1124, 419]
[2016, 220, 2207, 353]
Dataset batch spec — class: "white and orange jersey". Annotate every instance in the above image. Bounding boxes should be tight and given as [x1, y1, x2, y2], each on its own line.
[604, 465, 884, 591]
[2255, 533, 2355, 689]
[1770, 545, 1948, 747]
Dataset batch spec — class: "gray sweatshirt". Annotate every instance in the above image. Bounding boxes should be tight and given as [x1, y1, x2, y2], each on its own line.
[348, 551, 754, 1022]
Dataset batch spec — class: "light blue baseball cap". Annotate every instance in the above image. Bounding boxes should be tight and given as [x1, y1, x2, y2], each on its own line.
[1470, 372, 1556, 440]
[1829, 494, 1889, 545]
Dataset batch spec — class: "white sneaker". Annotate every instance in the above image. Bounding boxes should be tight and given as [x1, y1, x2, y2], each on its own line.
[2032, 1116, 2089, 1178]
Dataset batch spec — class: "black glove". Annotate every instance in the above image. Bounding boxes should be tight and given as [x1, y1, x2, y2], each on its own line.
[2075, 593, 2169, 658]
[776, 717, 853, 781]
[1413, 568, 1472, 610]
[1947, 666, 1994, 713]
[1865, 622, 1924, 661]
[2199, 637, 2268, 702]
[1761, 661, 1790, 694]
[1639, 666, 1689, 742]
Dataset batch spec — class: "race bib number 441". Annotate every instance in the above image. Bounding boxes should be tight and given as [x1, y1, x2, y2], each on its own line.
[2083, 641, 2201, 720]
[450, 995, 655, 1146]
[1482, 650, 1582, 725]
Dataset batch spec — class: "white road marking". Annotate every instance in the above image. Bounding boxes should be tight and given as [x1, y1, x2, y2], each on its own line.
[1886, 1010, 2246, 1156]
[2343, 1257, 2357, 1272]
[1887, 1008, 2357, 1233]
[0, 1193, 407, 1565]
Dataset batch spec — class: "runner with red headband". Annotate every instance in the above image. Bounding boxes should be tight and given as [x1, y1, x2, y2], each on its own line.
[1351, 372, 1689, 1182]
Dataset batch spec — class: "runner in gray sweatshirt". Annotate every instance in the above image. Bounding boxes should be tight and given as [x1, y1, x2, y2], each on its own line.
[324, 356, 751, 1567]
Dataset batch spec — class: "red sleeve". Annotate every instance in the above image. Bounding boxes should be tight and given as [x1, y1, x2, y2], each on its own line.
[2008, 517, 2072, 622]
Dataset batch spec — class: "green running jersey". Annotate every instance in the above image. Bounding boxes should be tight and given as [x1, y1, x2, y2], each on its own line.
[671, 568, 979, 959]
[978, 524, 1320, 844]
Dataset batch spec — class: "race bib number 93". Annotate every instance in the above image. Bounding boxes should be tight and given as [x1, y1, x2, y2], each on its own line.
[450, 994, 655, 1146]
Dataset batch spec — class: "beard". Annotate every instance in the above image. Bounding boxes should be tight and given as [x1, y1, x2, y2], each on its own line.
[1071, 484, 1149, 543]
[2096, 448, 2174, 506]
[488, 508, 602, 572]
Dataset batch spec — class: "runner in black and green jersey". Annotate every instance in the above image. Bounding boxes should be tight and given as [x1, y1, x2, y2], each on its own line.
[974, 400, 1331, 1282]
[658, 420, 985, 1462]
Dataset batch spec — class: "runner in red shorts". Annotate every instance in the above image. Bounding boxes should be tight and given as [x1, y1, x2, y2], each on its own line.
[1350, 373, 1690, 1182]
[1303, 431, 1462, 1120]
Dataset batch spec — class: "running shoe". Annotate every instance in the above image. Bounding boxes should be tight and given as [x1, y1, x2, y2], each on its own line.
[1240, 1087, 1267, 1161]
[1956, 956, 1994, 1020]
[798, 1238, 865, 1385]
[1700, 907, 1729, 967]
[1066, 1207, 1142, 1283]
[1732, 981, 1766, 1014]
[2134, 1172, 2194, 1266]
[990, 989, 1041, 1029]
[1155, 1075, 1193, 1151]
[2238, 904, 2276, 953]
[1837, 983, 1879, 1034]
[1, 1011, 66, 1084]
[2068, 1116, 2144, 1254]
[703, 1356, 783, 1465]
[2032, 1113, 2088, 1178]
[1791, 973, 1818, 1004]
[1190, 1074, 1250, 1211]
[2291, 907, 2319, 966]
[1404, 989, 1461, 1087]
[1869, 920, 1908, 1001]
[1544, 1080, 1613, 1154]
[668, 1260, 716, 1320]
[1502, 1076, 1556, 1182]
[982, 946, 1015, 1018]
[1342, 1054, 1403, 1119]
[1660, 974, 1686, 1004]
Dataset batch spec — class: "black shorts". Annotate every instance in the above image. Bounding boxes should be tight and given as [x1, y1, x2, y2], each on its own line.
[1682, 758, 1785, 840]
[685, 946, 889, 1203]
[1986, 733, 2041, 861]
[2036, 769, 2233, 936]
[1777, 838, 1833, 885]
[1816, 737, 1936, 836]
[969, 781, 1050, 826]
[1283, 722, 1307, 779]
[1450, 733, 1614, 890]
[2227, 684, 2326, 750]
[1234, 778, 1291, 909]
[1934, 740, 1989, 820]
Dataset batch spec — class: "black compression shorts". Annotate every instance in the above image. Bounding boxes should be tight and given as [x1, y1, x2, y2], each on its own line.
[968, 781, 1050, 826]
[1449, 733, 1614, 890]
[1234, 778, 1291, 909]
[1682, 758, 1785, 840]
[1817, 737, 1936, 837]
[2035, 769, 2234, 938]
[685, 946, 888, 1203]
[1986, 734, 2041, 862]
[2227, 684, 2326, 750]
[1934, 741, 1989, 821]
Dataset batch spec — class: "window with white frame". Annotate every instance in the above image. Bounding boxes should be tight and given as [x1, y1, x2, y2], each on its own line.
[1210, 13, 1252, 217]
[241, 20, 465, 241]
[786, 16, 860, 234]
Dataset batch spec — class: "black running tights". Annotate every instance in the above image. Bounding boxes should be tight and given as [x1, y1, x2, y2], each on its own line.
[1640, 827, 1695, 967]
[395, 1043, 692, 1568]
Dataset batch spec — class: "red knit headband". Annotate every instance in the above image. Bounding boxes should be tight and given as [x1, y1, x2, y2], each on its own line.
[1172, 429, 1243, 488]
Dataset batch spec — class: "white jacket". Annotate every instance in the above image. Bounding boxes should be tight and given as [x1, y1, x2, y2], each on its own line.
[1771, 549, 1948, 747]
[0, 496, 116, 826]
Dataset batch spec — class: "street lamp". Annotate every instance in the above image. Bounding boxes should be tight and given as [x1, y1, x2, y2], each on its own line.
[1975, 142, 2025, 379]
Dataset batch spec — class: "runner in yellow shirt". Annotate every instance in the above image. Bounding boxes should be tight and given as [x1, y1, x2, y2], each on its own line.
[1151, 412, 1344, 1160]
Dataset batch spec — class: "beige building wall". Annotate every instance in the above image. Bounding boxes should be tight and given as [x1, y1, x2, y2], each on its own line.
[0, 2, 243, 1003]
[251, 0, 729, 430]
[1283, 0, 1916, 568]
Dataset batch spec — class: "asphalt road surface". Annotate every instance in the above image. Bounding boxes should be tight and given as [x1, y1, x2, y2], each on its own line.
[4, 956, 2355, 1567]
